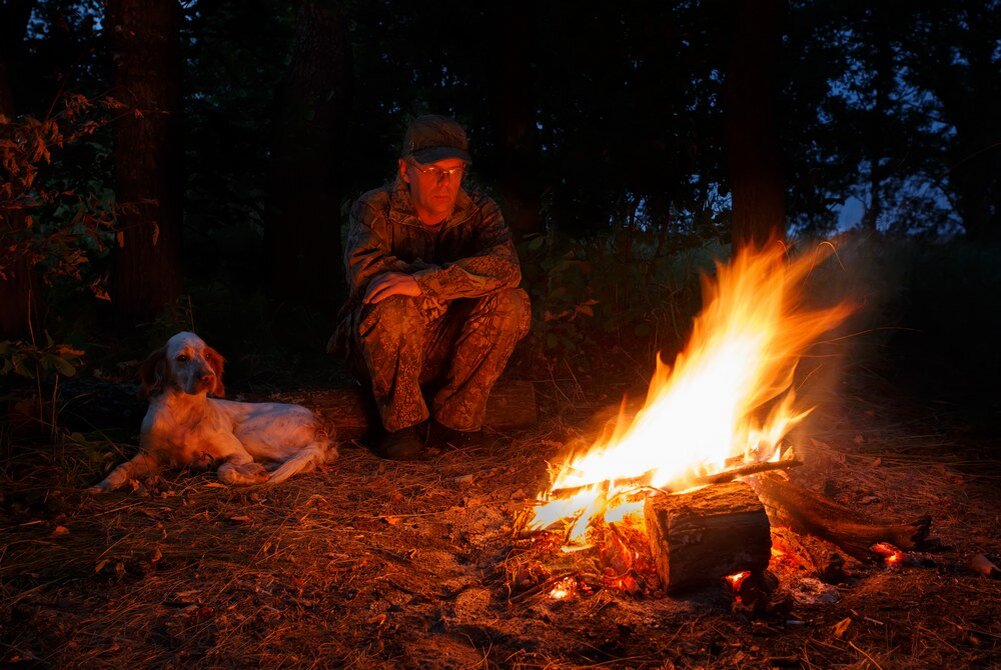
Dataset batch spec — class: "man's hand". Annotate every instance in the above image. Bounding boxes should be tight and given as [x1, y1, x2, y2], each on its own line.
[364, 272, 422, 304]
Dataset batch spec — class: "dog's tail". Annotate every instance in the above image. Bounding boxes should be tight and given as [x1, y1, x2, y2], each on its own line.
[267, 439, 337, 485]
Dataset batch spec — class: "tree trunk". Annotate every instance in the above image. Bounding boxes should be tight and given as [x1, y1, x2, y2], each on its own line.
[487, 1, 543, 241]
[0, 0, 40, 340]
[723, 0, 787, 247]
[106, 0, 183, 325]
[861, 5, 894, 232]
[265, 0, 352, 312]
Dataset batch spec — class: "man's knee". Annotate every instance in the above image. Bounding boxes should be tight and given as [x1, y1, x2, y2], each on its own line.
[357, 295, 423, 341]
[474, 287, 531, 337]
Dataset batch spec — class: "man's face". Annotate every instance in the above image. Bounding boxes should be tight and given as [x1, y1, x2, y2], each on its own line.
[398, 157, 465, 226]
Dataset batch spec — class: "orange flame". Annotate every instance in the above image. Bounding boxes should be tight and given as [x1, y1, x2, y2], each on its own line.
[531, 242, 853, 542]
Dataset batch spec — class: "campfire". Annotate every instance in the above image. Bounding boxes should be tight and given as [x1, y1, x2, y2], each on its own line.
[523, 241, 932, 596]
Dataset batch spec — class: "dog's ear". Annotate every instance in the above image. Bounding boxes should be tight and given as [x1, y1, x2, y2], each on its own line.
[204, 346, 226, 398]
[139, 347, 167, 398]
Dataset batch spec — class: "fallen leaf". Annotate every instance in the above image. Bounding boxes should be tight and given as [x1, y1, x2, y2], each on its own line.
[809, 437, 831, 450]
[382, 516, 401, 525]
[833, 617, 852, 639]
[229, 515, 252, 523]
[971, 554, 999, 578]
[51, 525, 69, 537]
[367, 613, 387, 627]
[95, 559, 110, 573]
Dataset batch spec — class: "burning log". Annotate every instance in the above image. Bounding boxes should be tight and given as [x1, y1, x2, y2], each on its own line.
[644, 481, 771, 593]
[750, 473, 932, 561]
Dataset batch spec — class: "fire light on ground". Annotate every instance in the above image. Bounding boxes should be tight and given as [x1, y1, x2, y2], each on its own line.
[530, 242, 854, 543]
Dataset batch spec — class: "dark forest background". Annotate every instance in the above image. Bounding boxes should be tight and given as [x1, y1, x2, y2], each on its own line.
[1, 0, 999, 440]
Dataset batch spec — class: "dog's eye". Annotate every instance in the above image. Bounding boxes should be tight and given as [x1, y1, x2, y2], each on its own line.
[176, 354, 189, 362]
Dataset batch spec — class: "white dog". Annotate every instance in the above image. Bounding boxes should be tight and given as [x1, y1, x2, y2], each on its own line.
[88, 332, 336, 492]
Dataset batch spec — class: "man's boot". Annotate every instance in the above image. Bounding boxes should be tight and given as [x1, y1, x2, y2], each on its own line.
[379, 423, 428, 461]
[430, 421, 486, 450]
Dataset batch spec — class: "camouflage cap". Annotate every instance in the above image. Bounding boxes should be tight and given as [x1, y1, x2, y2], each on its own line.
[402, 114, 472, 164]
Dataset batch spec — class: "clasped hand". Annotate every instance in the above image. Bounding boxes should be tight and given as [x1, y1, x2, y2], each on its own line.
[364, 272, 422, 304]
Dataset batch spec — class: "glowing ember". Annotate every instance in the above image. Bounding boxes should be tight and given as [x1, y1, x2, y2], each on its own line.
[531, 242, 853, 542]
[548, 577, 577, 600]
[726, 570, 752, 591]
[872, 542, 905, 565]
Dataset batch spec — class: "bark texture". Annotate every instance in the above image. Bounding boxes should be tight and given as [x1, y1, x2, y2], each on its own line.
[723, 0, 788, 247]
[265, 0, 352, 310]
[107, 0, 183, 323]
[644, 481, 771, 593]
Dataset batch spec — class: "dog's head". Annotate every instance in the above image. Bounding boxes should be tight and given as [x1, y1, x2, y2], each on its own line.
[140, 331, 226, 398]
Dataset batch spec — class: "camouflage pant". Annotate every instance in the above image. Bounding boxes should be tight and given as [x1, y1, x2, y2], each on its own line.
[350, 288, 530, 433]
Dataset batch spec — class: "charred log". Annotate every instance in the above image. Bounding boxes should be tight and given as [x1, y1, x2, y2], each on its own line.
[644, 481, 771, 593]
[750, 473, 932, 561]
[305, 379, 537, 440]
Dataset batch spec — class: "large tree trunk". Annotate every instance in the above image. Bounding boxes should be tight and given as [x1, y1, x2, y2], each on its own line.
[723, 0, 787, 247]
[265, 0, 352, 312]
[861, 5, 894, 232]
[106, 0, 183, 325]
[0, 0, 40, 340]
[487, 0, 543, 241]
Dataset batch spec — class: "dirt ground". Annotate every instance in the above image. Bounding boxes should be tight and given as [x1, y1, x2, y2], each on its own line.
[1, 376, 999, 669]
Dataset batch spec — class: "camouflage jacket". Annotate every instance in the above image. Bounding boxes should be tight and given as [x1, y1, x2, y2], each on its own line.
[329, 179, 523, 353]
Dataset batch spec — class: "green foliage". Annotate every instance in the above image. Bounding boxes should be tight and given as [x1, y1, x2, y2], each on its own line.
[0, 334, 84, 380]
[518, 230, 723, 369]
[1, 92, 120, 296]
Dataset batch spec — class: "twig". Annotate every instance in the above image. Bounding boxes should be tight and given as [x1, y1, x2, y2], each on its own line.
[548, 459, 802, 498]
[0, 640, 51, 668]
[848, 641, 884, 670]
[695, 459, 802, 485]
[507, 572, 577, 605]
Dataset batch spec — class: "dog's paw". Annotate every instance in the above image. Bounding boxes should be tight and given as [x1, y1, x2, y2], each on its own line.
[219, 462, 269, 485]
[85, 482, 110, 494]
[237, 462, 269, 483]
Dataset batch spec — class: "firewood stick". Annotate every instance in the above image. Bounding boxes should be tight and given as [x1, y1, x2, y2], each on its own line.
[547, 459, 802, 499]
[750, 472, 932, 561]
[693, 459, 802, 486]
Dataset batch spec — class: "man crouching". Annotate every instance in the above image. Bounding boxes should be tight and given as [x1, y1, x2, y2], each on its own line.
[328, 114, 530, 460]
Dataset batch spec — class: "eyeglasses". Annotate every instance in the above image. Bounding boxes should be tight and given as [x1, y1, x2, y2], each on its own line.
[408, 160, 465, 182]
